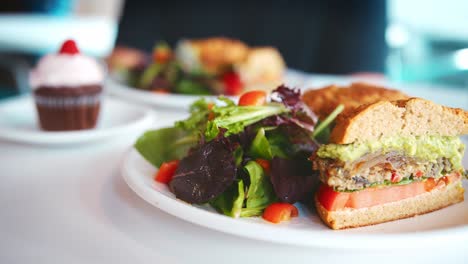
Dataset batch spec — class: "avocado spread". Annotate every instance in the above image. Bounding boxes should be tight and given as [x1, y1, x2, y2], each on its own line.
[316, 136, 465, 170]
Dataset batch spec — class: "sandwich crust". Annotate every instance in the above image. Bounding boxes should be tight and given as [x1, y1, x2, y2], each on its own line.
[330, 97, 468, 144]
[315, 180, 464, 230]
[301, 83, 408, 120]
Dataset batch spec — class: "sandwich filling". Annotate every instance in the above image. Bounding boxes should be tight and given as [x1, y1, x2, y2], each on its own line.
[313, 135, 465, 192]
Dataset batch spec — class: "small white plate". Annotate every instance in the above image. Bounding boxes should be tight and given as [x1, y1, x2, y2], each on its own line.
[122, 147, 468, 249]
[106, 69, 307, 110]
[0, 96, 156, 145]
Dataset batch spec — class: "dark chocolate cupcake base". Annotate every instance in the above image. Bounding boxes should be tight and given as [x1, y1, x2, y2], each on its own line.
[34, 85, 102, 131]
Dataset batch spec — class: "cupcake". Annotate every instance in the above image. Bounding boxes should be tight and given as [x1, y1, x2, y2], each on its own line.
[30, 39, 105, 131]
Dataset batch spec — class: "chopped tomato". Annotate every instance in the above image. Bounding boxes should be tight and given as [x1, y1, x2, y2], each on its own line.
[317, 174, 460, 211]
[255, 158, 270, 174]
[207, 103, 215, 120]
[316, 184, 350, 211]
[391, 171, 402, 183]
[444, 172, 461, 183]
[153, 46, 172, 64]
[154, 160, 180, 184]
[440, 176, 449, 185]
[263, 203, 299, 223]
[238, 90, 267, 106]
[424, 178, 437, 191]
[208, 111, 215, 121]
[222, 72, 243, 95]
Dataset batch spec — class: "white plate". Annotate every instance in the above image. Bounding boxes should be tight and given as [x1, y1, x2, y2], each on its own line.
[122, 146, 468, 249]
[106, 69, 307, 110]
[0, 96, 156, 145]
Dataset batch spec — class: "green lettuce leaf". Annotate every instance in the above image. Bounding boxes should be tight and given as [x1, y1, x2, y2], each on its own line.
[139, 63, 162, 89]
[264, 129, 290, 158]
[175, 79, 211, 95]
[248, 128, 272, 160]
[209, 161, 277, 218]
[233, 146, 244, 167]
[205, 103, 289, 140]
[134, 127, 198, 167]
[241, 161, 277, 216]
[209, 180, 245, 218]
[216, 96, 236, 107]
[175, 98, 211, 134]
[312, 104, 344, 143]
[248, 127, 290, 160]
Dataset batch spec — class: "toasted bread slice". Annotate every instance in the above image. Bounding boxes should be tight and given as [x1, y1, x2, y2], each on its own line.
[301, 83, 408, 120]
[315, 180, 464, 230]
[330, 98, 468, 144]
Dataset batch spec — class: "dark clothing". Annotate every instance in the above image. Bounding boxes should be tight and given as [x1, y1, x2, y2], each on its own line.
[116, 0, 387, 74]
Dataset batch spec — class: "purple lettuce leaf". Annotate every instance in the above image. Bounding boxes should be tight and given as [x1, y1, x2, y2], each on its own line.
[270, 157, 319, 203]
[271, 85, 318, 127]
[169, 136, 238, 204]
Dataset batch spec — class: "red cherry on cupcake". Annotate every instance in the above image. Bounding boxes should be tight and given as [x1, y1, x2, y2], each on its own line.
[59, 39, 80, 55]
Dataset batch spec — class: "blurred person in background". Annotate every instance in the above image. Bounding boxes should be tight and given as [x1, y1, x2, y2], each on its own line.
[115, 0, 387, 75]
[0, 0, 387, 99]
[1, 0, 467, 100]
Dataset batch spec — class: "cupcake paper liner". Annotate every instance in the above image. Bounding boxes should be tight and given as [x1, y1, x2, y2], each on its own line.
[33, 93, 102, 108]
[33, 92, 102, 131]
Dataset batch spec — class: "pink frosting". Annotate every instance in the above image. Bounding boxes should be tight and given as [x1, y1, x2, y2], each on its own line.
[29, 53, 104, 89]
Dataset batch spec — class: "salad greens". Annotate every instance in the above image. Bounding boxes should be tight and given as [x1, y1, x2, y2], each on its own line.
[175, 79, 211, 95]
[312, 104, 344, 143]
[210, 180, 245, 218]
[135, 85, 321, 218]
[248, 128, 273, 160]
[175, 98, 212, 133]
[135, 127, 197, 167]
[205, 103, 288, 140]
[243, 161, 277, 210]
[139, 64, 162, 89]
[116, 41, 242, 96]
[210, 161, 277, 218]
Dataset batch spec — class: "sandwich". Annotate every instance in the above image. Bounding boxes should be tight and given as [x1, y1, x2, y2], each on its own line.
[311, 97, 468, 229]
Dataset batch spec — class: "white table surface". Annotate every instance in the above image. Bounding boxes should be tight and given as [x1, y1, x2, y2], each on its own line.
[1, 92, 468, 263]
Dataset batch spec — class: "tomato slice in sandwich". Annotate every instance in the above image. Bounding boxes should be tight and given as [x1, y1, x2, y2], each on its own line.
[316, 185, 350, 211]
[317, 173, 460, 211]
[345, 182, 427, 209]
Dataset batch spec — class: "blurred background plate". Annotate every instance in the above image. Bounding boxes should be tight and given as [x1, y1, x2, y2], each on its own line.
[0, 96, 156, 145]
[106, 69, 307, 110]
